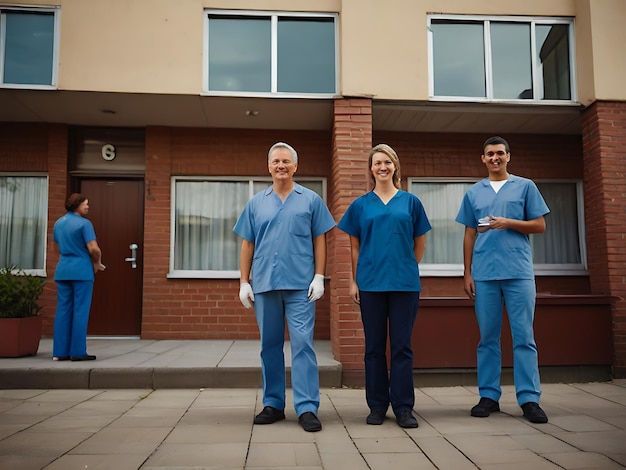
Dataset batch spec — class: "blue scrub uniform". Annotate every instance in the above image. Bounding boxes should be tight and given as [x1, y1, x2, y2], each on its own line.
[338, 190, 431, 415]
[233, 184, 335, 416]
[456, 175, 550, 405]
[53, 212, 97, 358]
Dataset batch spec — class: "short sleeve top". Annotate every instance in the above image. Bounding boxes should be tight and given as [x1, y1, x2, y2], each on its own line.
[53, 212, 97, 281]
[455, 175, 550, 281]
[233, 184, 336, 294]
[338, 190, 431, 292]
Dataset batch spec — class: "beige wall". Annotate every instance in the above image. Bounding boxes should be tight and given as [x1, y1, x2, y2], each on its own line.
[5, 0, 625, 103]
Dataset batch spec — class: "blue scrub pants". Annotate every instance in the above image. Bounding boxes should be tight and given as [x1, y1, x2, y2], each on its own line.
[359, 291, 420, 416]
[474, 279, 542, 406]
[254, 290, 320, 417]
[53, 280, 94, 358]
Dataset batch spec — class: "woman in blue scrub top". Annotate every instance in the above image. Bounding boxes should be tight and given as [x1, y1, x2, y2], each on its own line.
[338, 144, 431, 429]
[52, 193, 105, 362]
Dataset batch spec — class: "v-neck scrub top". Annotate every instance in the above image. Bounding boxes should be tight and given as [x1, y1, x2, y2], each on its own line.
[338, 190, 431, 292]
[233, 183, 336, 294]
[455, 175, 550, 281]
[53, 212, 97, 281]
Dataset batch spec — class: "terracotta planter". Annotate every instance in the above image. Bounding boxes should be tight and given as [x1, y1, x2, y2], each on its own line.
[0, 316, 43, 357]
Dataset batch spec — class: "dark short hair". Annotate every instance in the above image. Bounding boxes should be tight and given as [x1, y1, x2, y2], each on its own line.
[65, 193, 87, 212]
[483, 136, 510, 154]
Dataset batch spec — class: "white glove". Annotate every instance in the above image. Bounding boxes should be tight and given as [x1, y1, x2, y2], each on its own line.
[239, 282, 255, 309]
[308, 274, 325, 302]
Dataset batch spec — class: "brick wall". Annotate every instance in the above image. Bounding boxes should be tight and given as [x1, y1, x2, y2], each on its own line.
[141, 127, 333, 340]
[0, 123, 68, 335]
[329, 98, 372, 370]
[582, 101, 626, 378]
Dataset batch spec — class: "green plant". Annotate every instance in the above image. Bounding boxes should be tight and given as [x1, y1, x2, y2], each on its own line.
[0, 266, 46, 318]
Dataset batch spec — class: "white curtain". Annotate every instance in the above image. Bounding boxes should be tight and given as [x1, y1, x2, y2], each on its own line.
[0, 176, 47, 269]
[174, 181, 249, 270]
[411, 181, 581, 266]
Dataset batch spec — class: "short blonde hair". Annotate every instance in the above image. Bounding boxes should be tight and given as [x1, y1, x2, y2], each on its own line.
[368, 144, 401, 189]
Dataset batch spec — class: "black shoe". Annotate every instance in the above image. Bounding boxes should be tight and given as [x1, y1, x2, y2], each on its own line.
[298, 412, 322, 432]
[471, 397, 500, 417]
[366, 408, 386, 425]
[70, 355, 96, 361]
[521, 402, 548, 423]
[396, 411, 418, 428]
[52, 356, 70, 361]
[254, 406, 285, 425]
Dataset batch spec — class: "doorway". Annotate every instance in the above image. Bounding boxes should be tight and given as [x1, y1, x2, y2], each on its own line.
[79, 179, 144, 336]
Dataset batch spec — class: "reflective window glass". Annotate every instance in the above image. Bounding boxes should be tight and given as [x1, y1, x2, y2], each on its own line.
[432, 20, 485, 97]
[3, 11, 54, 85]
[536, 24, 571, 100]
[277, 17, 336, 93]
[491, 23, 532, 99]
[208, 16, 271, 92]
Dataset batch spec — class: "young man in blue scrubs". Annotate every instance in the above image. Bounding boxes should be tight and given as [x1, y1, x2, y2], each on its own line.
[233, 142, 335, 432]
[456, 136, 550, 424]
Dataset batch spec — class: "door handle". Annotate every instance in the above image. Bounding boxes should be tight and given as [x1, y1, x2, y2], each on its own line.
[125, 243, 138, 269]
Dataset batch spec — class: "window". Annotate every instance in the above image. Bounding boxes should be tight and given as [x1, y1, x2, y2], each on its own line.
[409, 179, 585, 275]
[170, 177, 326, 278]
[205, 11, 337, 96]
[429, 15, 574, 102]
[0, 175, 48, 274]
[0, 7, 59, 88]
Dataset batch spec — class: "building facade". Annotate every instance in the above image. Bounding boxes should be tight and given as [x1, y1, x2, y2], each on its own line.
[1, 0, 624, 381]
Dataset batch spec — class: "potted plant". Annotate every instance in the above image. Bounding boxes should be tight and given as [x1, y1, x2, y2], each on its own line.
[0, 266, 46, 357]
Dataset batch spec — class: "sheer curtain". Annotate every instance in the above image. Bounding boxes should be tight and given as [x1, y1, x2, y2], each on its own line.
[174, 181, 249, 270]
[532, 182, 581, 264]
[411, 182, 472, 264]
[0, 176, 47, 269]
[411, 180, 582, 267]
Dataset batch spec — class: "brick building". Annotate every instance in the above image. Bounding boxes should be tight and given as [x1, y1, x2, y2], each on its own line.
[1, 0, 624, 382]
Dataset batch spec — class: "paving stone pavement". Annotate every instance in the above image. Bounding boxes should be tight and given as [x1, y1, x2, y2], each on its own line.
[0, 339, 625, 469]
[0, 381, 625, 470]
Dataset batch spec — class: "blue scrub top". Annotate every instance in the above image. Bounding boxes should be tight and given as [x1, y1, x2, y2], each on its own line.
[455, 175, 550, 281]
[233, 183, 336, 294]
[337, 190, 431, 292]
[53, 212, 97, 281]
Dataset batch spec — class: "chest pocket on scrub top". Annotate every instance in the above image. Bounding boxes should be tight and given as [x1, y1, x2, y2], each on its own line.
[289, 213, 311, 237]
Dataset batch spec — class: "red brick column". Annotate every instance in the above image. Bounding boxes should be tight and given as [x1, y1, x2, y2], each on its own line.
[328, 98, 372, 372]
[581, 101, 626, 378]
[42, 125, 68, 334]
[142, 127, 173, 338]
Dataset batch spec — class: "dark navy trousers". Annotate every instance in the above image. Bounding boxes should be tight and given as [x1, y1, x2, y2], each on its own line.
[359, 291, 420, 415]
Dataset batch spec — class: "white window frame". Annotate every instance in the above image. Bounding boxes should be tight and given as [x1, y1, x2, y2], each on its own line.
[0, 6, 60, 89]
[0, 172, 49, 276]
[168, 175, 328, 279]
[203, 9, 339, 98]
[409, 177, 587, 277]
[427, 14, 577, 104]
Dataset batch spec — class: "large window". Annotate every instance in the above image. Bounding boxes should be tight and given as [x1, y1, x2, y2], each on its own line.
[0, 7, 59, 88]
[170, 177, 326, 278]
[0, 175, 48, 273]
[409, 179, 585, 275]
[205, 11, 337, 96]
[429, 15, 574, 102]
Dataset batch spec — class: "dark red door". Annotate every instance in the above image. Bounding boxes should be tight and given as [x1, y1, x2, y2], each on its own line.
[79, 179, 144, 335]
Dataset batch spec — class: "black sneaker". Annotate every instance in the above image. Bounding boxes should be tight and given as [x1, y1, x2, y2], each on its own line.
[396, 411, 418, 428]
[471, 397, 500, 417]
[366, 409, 386, 425]
[254, 406, 285, 425]
[298, 412, 322, 432]
[521, 402, 548, 423]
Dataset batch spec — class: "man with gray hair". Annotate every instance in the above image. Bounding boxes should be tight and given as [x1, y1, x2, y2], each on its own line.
[233, 142, 335, 432]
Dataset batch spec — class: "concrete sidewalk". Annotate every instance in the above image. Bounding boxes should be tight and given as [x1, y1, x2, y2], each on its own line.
[1, 382, 625, 469]
[0, 338, 342, 390]
[0, 338, 625, 469]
